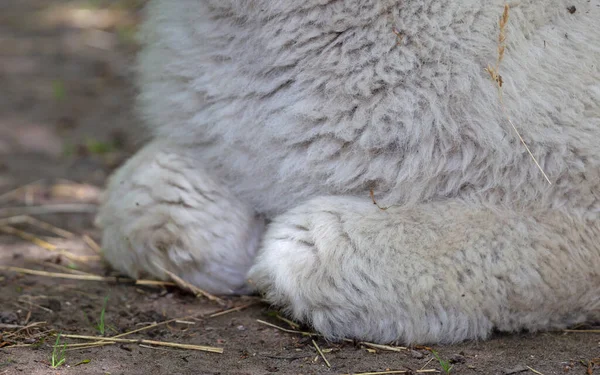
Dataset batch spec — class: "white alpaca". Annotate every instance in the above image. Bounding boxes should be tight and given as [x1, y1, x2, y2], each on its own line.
[97, 0, 600, 344]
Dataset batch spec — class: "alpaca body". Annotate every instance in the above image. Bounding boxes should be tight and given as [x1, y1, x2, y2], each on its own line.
[97, 0, 600, 343]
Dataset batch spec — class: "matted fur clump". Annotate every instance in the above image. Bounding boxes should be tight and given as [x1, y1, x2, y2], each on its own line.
[97, 0, 600, 344]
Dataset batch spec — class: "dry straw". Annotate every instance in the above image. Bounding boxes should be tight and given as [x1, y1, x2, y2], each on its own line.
[485, 4, 551, 185]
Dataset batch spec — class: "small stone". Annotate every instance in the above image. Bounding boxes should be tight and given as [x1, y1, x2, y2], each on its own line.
[410, 349, 425, 359]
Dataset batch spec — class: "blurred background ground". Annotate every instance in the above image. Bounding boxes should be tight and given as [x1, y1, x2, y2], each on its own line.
[0, 1, 598, 374]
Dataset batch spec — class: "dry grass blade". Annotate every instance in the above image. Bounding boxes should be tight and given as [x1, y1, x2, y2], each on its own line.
[158, 266, 226, 306]
[2, 321, 46, 339]
[563, 329, 600, 333]
[112, 314, 199, 339]
[36, 261, 95, 276]
[3, 344, 34, 348]
[256, 319, 407, 352]
[0, 203, 97, 217]
[1, 266, 114, 281]
[256, 319, 316, 336]
[312, 339, 331, 368]
[111, 323, 167, 339]
[208, 302, 258, 318]
[273, 313, 301, 329]
[359, 342, 408, 352]
[16, 297, 54, 314]
[0, 266, 175, 288]
[49, 182, 101, 202]
[64, 342, 115, 351]
[59, 333, 223, 353]
[63, 341, 114, 349]
[341, 370, 439, 375]
[82, 234, 102, 254]
[22, 216, 75, 238]
[420, 357, 435, 371]
[0, 179, 45, 204]
[485, 4, 551, 185]
[0, 225, 100, 262]
[174, 320, 195, 325]
[134, 279, 177, 287]
[109, 302, 256, 341]
[0, 215, 28, 227]
[527, 366, 546, 375]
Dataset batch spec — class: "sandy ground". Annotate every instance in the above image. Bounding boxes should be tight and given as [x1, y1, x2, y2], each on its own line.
[0, 1, 599, 374]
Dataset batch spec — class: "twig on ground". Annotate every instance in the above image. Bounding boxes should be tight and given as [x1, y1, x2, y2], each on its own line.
[312, 339, 331, 368]
[16, 297, 54, 314]
[255, 319, 408, 352]
[0, 266, 176, 288]
[360, 342, 408, 352]
[2, 321, 47, 342]
[1, 266, 114, 281]
[527, 366, 545, 375]
[0, 179, 45, 204]
[112, 316, 197, 339]
[208, 302, 258, 318]
[134, 279, 177, 287]
[273, 313, 301, 329]
[157, 266, 226, 306]
[21, 216, 75, 238]
[564, 329, 600, 333]
[58, 333, 223, 353]
[35, 261, 95, 276]
[0, 226, 99, 262]
[82, 234, 102, 254]
[174, 320, 195, 325]
[0, 215, 28, 227]
[0, 204, 97, 217]
[420, 357, 435, 371]
[111, 301, 256, 340]
[64, 342, 115, 351]
[4, 344, 34, 348]
[341, 370, 439, 375]
[256, 319, 316, 336]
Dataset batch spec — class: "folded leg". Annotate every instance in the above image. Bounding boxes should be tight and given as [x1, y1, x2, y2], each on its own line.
[97, 141, 264, 295]
[249, 196, 600, 344]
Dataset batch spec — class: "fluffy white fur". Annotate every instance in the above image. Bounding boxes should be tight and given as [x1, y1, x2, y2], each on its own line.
[97, 0, 600, 344]
[97, 141, 264, 294]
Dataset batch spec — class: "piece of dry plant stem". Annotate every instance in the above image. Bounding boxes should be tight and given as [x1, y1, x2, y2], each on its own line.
[341, 370, 439, 375]
[256, 319, 408, 352]
[485, 4, 551, 185]
[312, 339, 331, 368]
[58, 333, 223, 353]
[0, 266, 176, 287]
[157, 266, 226, 305]
[0, 226, 99, 263]
[0, 204, 97, 217]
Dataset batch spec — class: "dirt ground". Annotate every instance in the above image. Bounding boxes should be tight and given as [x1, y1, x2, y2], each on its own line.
[0, 1, 598, 374]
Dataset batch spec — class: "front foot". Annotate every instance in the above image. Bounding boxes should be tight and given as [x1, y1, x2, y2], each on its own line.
[249, 196, 599, 344]
[97, 141, 264, 295]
